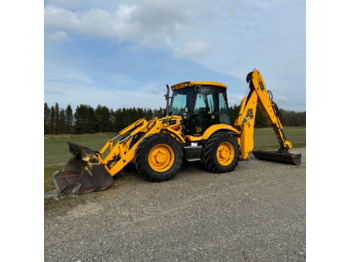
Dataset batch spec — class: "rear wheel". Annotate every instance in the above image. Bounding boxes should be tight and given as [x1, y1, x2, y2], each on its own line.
[135, 133, 183, 182]
[202, 132, 239, 173]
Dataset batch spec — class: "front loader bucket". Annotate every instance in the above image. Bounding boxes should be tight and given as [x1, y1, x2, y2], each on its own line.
[52, 142, 113, 195]
[252, 150, 301, 165]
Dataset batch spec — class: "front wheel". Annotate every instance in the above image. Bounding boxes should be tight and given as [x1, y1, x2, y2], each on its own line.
[202, 132, 240, 173]
[135, 133, 183, 182]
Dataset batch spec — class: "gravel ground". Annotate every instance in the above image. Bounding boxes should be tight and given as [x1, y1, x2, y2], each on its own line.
[45, 148, 306, 262]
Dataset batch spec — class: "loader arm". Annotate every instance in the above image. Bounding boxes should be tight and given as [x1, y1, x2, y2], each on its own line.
[52, 116, 185, 194]
[234, 70, 300, 164]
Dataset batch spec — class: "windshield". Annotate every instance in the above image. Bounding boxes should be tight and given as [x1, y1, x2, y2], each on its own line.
[168, 87, 194, 116]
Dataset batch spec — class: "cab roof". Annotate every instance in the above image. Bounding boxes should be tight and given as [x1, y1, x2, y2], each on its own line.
[171, 81, 227, 91]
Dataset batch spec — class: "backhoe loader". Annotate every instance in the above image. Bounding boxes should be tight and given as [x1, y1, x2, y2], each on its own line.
[52, 69, 301, 195]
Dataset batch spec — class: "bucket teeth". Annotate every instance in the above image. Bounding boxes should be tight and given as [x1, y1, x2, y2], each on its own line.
[252, 150, 301, 165]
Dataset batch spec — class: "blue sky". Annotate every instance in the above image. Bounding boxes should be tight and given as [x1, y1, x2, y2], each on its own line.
[44, 0, 305, 111]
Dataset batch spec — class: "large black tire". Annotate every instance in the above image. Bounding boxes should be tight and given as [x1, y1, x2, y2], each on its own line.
[202, 132, 240, 173]
[135, 133, 183, 182]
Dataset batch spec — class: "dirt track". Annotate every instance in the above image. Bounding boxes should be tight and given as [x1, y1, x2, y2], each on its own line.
[45, 148, 306, 262]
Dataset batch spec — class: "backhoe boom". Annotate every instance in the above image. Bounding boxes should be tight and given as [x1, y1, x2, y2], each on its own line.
[234, 70, 300, 164]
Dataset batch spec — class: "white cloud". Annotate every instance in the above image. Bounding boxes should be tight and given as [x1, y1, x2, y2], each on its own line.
[174, 41, 211, 59]
[47, 31, 71, 42]
[115, 2, 137, 21]
[45, 5, 79, 29]
[130, 0, 192, 28]
[45, 0, 81, 10]
[45, 5, 141, 39]
[44, 1, 196, 47]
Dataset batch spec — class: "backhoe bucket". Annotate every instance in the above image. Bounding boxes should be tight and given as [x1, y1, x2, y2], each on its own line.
[52, 142, 113, 195]
[252, 150, 301, 165]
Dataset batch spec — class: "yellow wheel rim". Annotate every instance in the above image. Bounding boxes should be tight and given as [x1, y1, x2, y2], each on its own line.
[216, 142, 235, 166]
[148, 144, 175, 172]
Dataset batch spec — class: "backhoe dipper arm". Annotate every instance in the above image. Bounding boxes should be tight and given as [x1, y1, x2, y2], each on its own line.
[234, 70, 292, 159]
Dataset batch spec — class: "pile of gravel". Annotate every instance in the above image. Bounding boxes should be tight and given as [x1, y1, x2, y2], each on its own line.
[44, 190, 62, 201]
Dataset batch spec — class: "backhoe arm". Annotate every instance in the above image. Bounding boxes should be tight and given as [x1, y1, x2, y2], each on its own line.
[248, 70, 292, 151]
[234, 70, 293, 160]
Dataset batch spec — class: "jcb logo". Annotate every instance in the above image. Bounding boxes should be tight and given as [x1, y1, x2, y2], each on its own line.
[195, 127, 203, 133]
[259, 81, 265, 91]
[246, 109, 254, 119]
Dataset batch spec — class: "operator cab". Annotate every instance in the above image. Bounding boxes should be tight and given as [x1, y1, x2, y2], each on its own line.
[168, 81, 231, 136]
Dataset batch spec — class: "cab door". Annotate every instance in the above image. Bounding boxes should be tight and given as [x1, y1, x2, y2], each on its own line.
[218, 91, 231, 125]
[192, 88, 216, 135]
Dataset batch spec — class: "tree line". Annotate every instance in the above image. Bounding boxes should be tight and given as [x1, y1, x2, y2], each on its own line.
[227, 105, 306, 128]
[44, 103, 306, 135]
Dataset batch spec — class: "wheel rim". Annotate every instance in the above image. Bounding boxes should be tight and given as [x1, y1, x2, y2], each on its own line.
[148, 144, 175, 172]
[216, 142, 235, 166]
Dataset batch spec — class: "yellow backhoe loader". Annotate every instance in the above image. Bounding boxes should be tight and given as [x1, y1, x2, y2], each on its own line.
[52, 69, 301, 194]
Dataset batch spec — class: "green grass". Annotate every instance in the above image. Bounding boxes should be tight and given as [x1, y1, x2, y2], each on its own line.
[44, 132, 116, 167]
[44, 166, 63, 192]
[252, 126, 306, 150]
[44, 127, 305, 193]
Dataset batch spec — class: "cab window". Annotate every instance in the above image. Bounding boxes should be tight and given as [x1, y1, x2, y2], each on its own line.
[194, 93, 214, 114]
[218, 92, 230, 124]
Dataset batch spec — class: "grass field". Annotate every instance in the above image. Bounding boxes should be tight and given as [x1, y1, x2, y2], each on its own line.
[44, 126, 306, 192]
